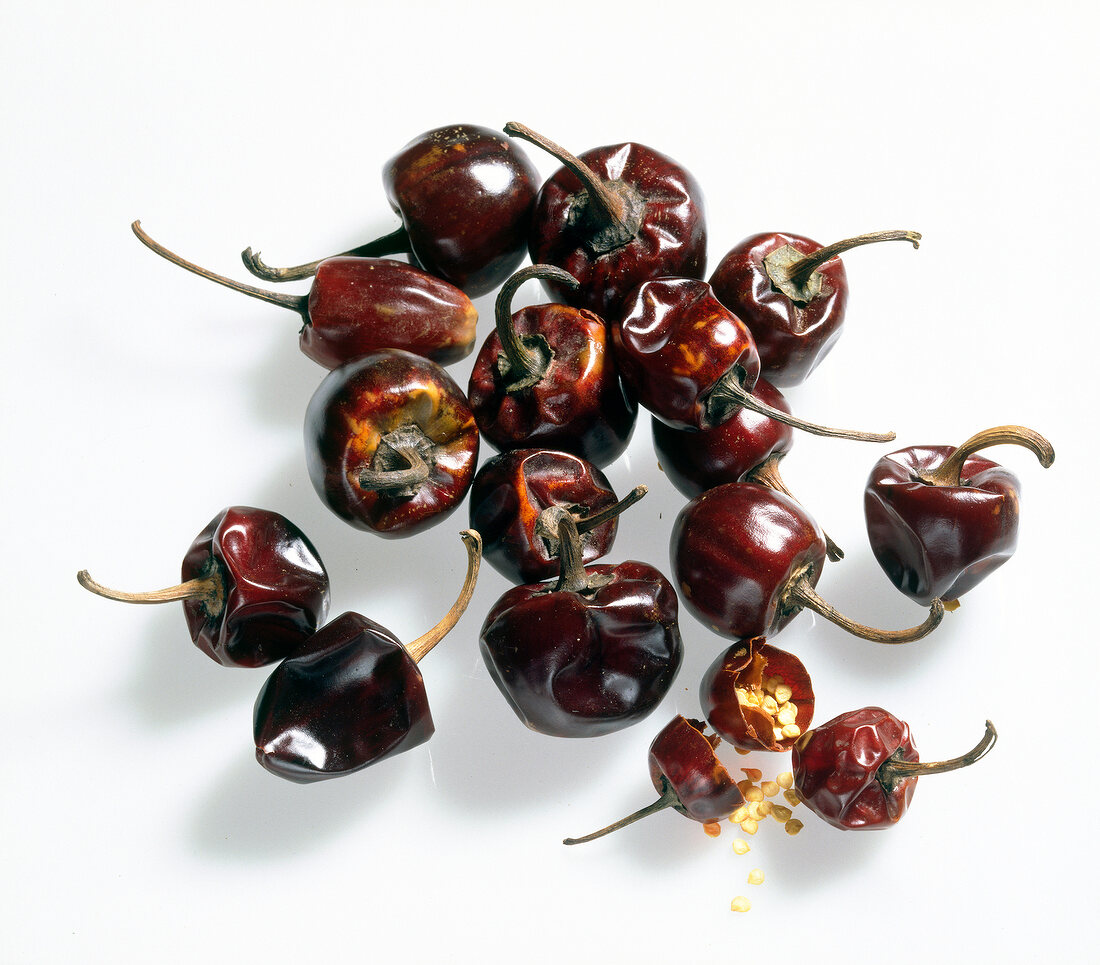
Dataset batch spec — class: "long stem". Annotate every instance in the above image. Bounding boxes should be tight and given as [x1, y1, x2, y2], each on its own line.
[131, 222, 308, 321]
[785, 230, 922, 289]
[919, 426, 1056, 487]
[878, 721, 997, 792]
[746, 458, 843, 561]
[494, 265, 579, 383]
[708, 377, 894, 442]
[77, 569, 224, 613]
[241, 225, 412, 283]
[785, 576, 945, 644]
[554, 515, 591, 594]
[505, 122, 629, 229]
[563, 784, 680, 845]
[405, 530, 482, 664]
[574, 485, 647, 534]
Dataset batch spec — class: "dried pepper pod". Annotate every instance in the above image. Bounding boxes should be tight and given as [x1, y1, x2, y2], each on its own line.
[254, 531, 481, 783]
[77, 506, 330, 668]
[563, 716, 745, 844]
[700, 639, 814, 752]
[792, 707, 996, 830]
[865, 425, 1055, 606]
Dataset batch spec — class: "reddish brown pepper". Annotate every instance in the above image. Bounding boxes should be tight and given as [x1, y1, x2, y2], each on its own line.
[792, 708, 996, 830]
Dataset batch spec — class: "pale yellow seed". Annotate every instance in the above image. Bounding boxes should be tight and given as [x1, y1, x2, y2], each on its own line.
[748, 869, 765, 886]
[733, 839, 750, 855]
[731, 896, 751, 913]
[771, 804, 792, 822]
[737, 779, 754, 795]
[741, 818, 759, 835]
[774, 684, 793, 702]
[772, 726, 786, 742]
[777, 771, 794, 789]
[777, 703, 798, 725]
[781, 723, 802, 739]
[763, 675, 781, 694]
[703, 822, 722, 838]
[741, 767, 762, 781]
[761, 781, 780, 797]
[730, 805, 749, 824]
[756, 800, 773, 817]
[744, 786, 764, 803]
[762, 695, 780, 715]
[785, 819, 804, 836]
[784, 788, 803, 807]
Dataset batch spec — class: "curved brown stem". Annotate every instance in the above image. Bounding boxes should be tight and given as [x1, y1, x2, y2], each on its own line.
[575, 485, 647, 534]
[919, 426, 1055, 487]
[131, 222, 308, 322]
[785, 575, 945, 644]
[494, 265, 578, 386]
[356, 428, 433, 493]
[405, 530, 482, 664]
[707, 376, 894, 443]
[878, 721, 997, 793]
[241, 225, 412, 283]
[563, 783, 680, 845]
[786, 229, 921, 287]
[77, 569, 224, 615]
[746, 457, 843, 561]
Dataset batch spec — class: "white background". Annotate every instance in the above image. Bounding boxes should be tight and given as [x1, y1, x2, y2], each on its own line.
[3, 2, 1097, 961]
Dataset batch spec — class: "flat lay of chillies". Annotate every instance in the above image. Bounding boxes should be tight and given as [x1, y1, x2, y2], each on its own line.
[78, 119, 1057, 912]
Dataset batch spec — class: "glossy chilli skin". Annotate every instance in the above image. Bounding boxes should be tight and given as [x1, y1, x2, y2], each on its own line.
[530, 143, 707, 317]
[613, 278, 761, 431]
[709, 232, 848, 387]
[254, 612, 433, 783]
[864, 446, 1021, 605]
[304, 349, 479, 537]
[651, 377, 794, 498]
[792, 707, 918, 830]
[181, 506, 330, 668]
[671, 484, 826, 639]
[649, 716, 745, 822]
[384, 125, 539, 296]
[479, 562, 683, 738]
[469, 449, 619, 584]
[700, 639, 814, 752]
[467, 302, 637, 467]
[303, 258, 478, 368]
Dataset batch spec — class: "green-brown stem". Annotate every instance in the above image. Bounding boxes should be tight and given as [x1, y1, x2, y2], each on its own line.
[405, 530, 482, 664]
[241, 225, 412, 283]
[131, 221, 308, 322]
[563, 783, 680, 845]
[77, 568, 225, 616]
[877, 721, 997, 793]
[494, 265, 578, 388]
[918, 426, 1055, 487]
[784, 574, 945, 644]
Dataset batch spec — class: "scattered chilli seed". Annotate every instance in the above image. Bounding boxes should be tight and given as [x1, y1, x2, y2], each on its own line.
[744, 786, 764, 803]
[731, 805, 749, 824]
[704, 822, 721, 837]
[771, 804, 793, 822]
[741, 767, 763, 781]
[785, 819, 804, 836]
[748, 869, 765, 885]
[783, 788, 802, 807]
[741, 818, 759, 835]
[777, 771, 794, 789]
[731, 897, 751, 913]
[734, 746, 751, 756]
[761, 781, 780, 797]
[733, 839, 750, 855]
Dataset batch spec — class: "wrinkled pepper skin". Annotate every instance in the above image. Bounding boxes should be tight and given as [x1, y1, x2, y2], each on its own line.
[613, 278, 761, 431]
[529, 142, 707, 318]
[709, 232, 848, 388]
[651, 377, 794, 498]
[700, 639, 814, 752]
[181, 506, 330, 668]
[304, 349, 479, 537]
[469, 449, 620, 584]
[480, 562, 683, 738]
[254, 612, 434, 783]
[792, 707, 918, 830]
[384, 125, 540, 297]
[648, 716, 745, 822]
[671, 484, 826, 639]
[467, 301, 637, 467]
[864, 446, 1022, 605]
[302, 257, 478, 368]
